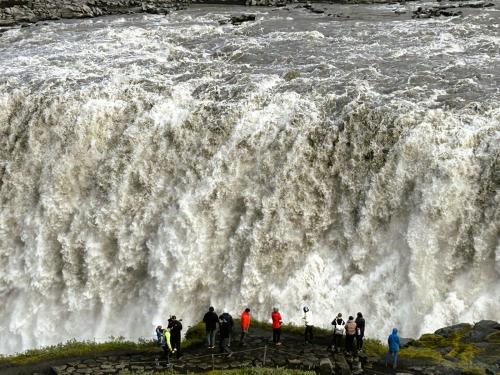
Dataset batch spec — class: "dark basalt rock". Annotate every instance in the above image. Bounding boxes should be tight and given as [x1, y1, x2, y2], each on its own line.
[412, 6, 463, 18]
[466, 320, 500, 343]
[459, 2, 495, 7]
[229, 14, 256, 24]
[434, 323, 471, 338]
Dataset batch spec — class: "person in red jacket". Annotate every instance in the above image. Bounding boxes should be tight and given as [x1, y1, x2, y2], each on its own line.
[271, 307, 283, 345]
[240, 308, 251, 345]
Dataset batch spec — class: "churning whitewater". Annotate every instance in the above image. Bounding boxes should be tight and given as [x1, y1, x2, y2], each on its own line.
[0, 4, 499, 354]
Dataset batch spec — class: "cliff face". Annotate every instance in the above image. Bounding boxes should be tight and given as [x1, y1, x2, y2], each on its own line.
[0, 0, 189, 26]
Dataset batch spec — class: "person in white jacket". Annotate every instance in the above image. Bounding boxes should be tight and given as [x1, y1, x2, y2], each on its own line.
[302, 306, 314, 344]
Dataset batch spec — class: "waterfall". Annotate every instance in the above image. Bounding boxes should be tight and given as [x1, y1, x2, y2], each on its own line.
[0, 9, 498, 354]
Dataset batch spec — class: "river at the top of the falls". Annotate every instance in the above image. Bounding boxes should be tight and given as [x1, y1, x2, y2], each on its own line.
[0, 3, 499, 355]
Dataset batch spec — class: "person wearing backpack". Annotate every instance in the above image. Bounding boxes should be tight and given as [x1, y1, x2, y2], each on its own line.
[218, 311, 233, 356]
[385, 328, 400, 369]
[271, 307, 283, 345]
[169, 316, 183, 358]
[159, 327, 173, 363]
[355, 312, 365, 351]
[330, 313, 345, 353]
[203, 307, 219, 349]
[345, 316, 357, 354]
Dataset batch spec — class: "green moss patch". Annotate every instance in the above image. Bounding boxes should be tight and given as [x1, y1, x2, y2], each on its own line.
[399, 347, 443, 363]
[410, 325, 480, 365]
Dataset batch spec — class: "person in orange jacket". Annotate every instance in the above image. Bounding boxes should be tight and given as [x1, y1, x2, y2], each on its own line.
[240, 308, 251, 345]
[271, 307, 283, 345]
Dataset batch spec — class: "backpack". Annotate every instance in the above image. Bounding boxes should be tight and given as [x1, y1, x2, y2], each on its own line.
[334, 320, 345, 335]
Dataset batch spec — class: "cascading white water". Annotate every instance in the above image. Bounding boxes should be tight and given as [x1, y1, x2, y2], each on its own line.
[0, 4, 499, 354]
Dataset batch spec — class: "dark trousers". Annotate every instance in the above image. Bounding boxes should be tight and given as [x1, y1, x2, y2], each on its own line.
[273, 328, 281, 343]
[304, 325, 313, 343]
[171, 335, 181, 358]
[345, 334, 355, 353]
[331, 334, 343, 351]
[161, 346, 170, 363]
[240, 329, 248, 343]
[356, 335, 364, 350]
[219, 336, 230, 354]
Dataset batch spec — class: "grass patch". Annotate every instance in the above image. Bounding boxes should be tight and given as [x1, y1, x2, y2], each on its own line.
[183, 322, 206, 349]
[0, 339, 158, 366]
[363, 339, 386, 358]
[234, 319, 331, 337]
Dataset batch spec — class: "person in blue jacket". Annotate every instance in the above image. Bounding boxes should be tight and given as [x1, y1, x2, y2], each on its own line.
[385, 328, 400, 369]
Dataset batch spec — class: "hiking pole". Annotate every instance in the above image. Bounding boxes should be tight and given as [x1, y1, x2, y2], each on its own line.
[263, 345, 267, 366]
[212, 354, 215, 370]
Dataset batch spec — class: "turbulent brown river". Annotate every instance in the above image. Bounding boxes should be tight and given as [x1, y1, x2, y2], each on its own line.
[0, 2, 499, 354]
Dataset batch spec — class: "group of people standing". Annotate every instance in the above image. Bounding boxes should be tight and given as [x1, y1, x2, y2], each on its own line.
[202, 306, 242, 356]
[158, 306, 400, 369]
[155, 315, 183, 363]
[200, 306, 367, 355]
[327, 311, 366, 354]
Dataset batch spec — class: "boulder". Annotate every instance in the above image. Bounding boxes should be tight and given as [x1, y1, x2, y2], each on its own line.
[465, 320, 500, 343]
[319, 358, 334, 375]
[229, 14, 256, 25]
[52, 365, 68, 374]
[334, 354, 351, 375]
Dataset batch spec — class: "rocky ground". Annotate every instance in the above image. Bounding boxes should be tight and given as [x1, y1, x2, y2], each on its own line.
[0, 0, 190, 27]
[1, 320, 498, 375]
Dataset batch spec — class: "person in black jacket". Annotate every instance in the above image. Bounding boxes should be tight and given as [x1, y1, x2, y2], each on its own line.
[203, 306, 219, 349]
[218, 311, 233, 356]
[355, 312, 366, 351]
[169, 315, 183, 358]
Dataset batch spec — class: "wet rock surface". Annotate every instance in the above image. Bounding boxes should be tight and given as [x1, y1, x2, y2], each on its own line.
[0, 0, 189, 26]
[412, 1, 494, 18]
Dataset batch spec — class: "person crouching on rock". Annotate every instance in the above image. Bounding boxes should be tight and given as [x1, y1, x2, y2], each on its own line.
[345, 316, 357, 354]
[385, 328, 400, 369]
[169, 315, 183, 358]
[240, 308, 251, 345]
[271, 307, 283, 345]
[219, 311, 233, 357]
[160, 327, 174, 364]
[302, 306, 314, 344]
